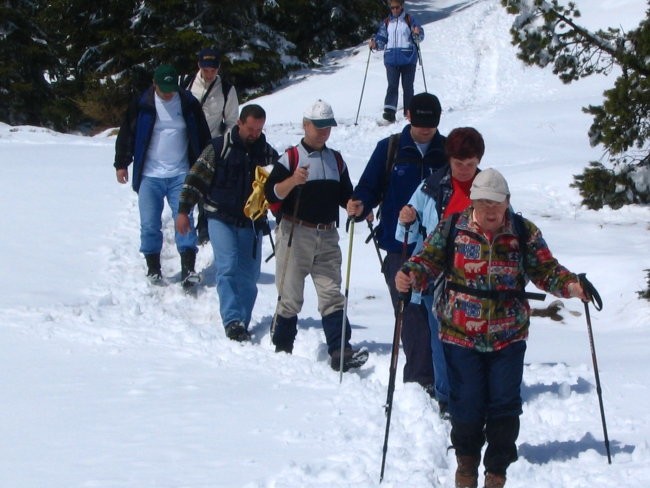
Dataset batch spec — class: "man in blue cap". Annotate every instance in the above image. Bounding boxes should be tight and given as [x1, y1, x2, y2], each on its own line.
[186, 48, 239, 138]
[185, 48, 240, 245]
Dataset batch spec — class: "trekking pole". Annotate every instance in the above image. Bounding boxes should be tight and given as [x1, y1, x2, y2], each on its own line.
[270, 187, 302, 341]
[379, 224, 411, 482]
[339, 217, 355, 382]
[578, 273, 611, 464]
[365, 219, 384, 268]
[354, 46, 372, 126]
[264, 231, 276, 263]
[414, 39, 428, 93]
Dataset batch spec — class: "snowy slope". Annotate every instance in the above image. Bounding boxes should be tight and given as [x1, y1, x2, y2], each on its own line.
[1, 1, 649, 487]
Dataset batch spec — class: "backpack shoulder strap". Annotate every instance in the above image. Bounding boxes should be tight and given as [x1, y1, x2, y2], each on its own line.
[286, 146, 300, 172]
[220, 79, 231, 120]
[385, 133, 400, 178]
[211, 132, 232, 162]
[511, 212, 529, 264]
[332, 150, 344, 174]
[443, 212, 462, 275]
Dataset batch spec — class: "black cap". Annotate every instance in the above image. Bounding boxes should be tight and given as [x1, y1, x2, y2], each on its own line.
[409, 93, 441, 128]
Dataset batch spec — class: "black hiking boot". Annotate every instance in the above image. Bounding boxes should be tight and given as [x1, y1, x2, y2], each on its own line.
[225, 321, 251, 342]
[382, 109, 396, 123]
[330, 347, 369, 372]
[180, 250, 200, 292]
[145, 253, 163, 285]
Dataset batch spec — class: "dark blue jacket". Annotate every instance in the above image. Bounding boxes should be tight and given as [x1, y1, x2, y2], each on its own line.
[353, 125, 447, 253]
[114, 86, 210, 192]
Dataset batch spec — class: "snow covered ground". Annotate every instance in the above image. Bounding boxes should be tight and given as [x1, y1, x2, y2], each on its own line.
[1, 1, 649, 486]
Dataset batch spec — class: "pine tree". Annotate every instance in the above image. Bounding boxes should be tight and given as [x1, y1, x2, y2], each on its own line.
[0, 0, 60, 127]
[501, 0, 650, 209]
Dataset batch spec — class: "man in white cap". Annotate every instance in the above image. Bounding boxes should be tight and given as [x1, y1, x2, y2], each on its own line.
[395, 167, 588, 488]
[264, 100, 368, 372]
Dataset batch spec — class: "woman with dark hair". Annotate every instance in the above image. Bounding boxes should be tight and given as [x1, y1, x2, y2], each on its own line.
[396, 127, 485, 415]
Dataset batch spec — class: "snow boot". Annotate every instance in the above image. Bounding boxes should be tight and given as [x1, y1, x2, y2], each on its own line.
[225, 321, 251, 342]
[272, 315, 298, 353]
[382, 109, 396, 123]
[455, 455, 480, 488]
[484, 473, 506, 488]
[180, 250, 200, 292]
[145, 253, 163, 284]
[330, 347, 369, 372]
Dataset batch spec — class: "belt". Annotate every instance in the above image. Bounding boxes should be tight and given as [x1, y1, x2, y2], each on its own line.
[282, 214, 336, 230]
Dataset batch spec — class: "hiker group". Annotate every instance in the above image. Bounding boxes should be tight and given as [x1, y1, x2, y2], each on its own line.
[113, 2, 599, 487]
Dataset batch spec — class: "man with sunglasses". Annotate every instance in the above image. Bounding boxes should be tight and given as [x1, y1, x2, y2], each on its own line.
[370, 0, 424, 124]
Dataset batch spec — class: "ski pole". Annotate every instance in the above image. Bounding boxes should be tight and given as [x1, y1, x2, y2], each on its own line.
[365, 219, 384, 268]
[264, 225, 276, 263]
[339, 217, 355, 382]
[379, 223, 411, 482]
[270, 187, 302, 341]
[414, 38, 428, 93]
[578, 273, 610, 464]
[354, 46, 372, 126]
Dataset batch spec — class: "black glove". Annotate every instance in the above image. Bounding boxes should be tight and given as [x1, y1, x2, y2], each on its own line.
[578, 273, 603, 311]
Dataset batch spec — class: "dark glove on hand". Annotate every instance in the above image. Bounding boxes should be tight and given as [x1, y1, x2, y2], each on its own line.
[578, 273, 603, 311]
[399, 289, 412, 307]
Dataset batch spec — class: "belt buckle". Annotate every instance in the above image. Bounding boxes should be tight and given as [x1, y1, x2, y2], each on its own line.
[316, 222, 333, 231]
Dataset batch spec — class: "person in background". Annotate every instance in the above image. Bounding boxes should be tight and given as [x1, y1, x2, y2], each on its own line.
[370, 0, 424, 123]
[176, 104, 278, 342]
[347, 92, 447, 395]
[186, 47, 239, 138]
[185, 47, 240, 244]
[396, 127, 486, 417]
[264, 100, 368, 372]
[114, 64, 210, 291]
[395, 168, 588, 488]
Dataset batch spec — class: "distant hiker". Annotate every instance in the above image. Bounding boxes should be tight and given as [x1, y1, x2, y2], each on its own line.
[185, 47, 239, 138]
[396, 126, 486, 417]
[370, 0, 424, 123]
[395, 168, 588, 488]
[176, 104, 278, 342]
[114, 64, 210, 290]
[264, 100, 368, 372]
[184, 47, 240, 245]
[347, 92, 447, 395]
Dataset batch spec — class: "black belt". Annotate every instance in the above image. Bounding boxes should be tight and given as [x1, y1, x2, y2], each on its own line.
[282, 214, 336, 230]
[447, 282, 546, 301]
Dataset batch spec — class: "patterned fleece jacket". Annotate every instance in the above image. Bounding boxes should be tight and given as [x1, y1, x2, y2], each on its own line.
[402, 208, 579, 352]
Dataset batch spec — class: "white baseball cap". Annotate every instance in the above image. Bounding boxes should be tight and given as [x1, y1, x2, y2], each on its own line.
[304, 99, 337, 128]
[470, 168, 510, 202]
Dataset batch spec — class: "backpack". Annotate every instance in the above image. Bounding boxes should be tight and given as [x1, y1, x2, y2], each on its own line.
[431, 211, 545, 301]
[384, 13, 412, 28]
[268, 146, 345, 219]
[375, 133, 401, 220]
[184, 74, 232, 134]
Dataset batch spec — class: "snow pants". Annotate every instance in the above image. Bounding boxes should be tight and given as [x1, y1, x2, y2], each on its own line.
[445, 341, 525, 476]
[383, 252, 434, 386]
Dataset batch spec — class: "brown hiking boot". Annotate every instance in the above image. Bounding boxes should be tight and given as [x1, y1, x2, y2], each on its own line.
[484, 472, 506, 488]
[455, 455, 480, 488]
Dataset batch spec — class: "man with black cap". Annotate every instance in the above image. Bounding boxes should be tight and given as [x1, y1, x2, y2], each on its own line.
[347, 92, 447, 395]
[264, 100, 368, 372]
[114, 63, 211, 290]
[185, 47, 239, 138]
